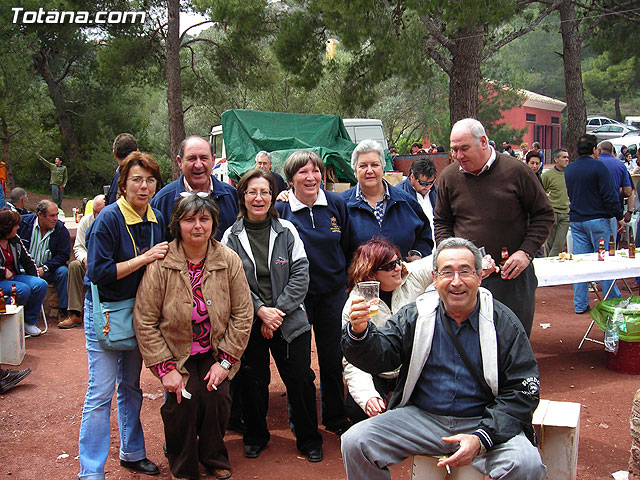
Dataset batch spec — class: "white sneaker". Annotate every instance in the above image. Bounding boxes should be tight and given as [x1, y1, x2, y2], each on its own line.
[24, 324, 42, 337]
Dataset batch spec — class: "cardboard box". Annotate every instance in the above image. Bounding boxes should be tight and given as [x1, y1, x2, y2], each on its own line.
[326, 182, 351, 193]
[0, 305, 25, 365]
[533, 399, 581, 480]
[383, 171, 403, 186]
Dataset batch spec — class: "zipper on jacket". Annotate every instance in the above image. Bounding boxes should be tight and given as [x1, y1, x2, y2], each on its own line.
[308, 206, 316, 228]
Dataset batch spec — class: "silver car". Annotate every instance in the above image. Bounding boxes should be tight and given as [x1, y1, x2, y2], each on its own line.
[586, 115, 622, 132]
[592, 124, 639, 142]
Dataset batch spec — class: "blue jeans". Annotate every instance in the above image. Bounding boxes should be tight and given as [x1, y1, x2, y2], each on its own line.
[78, 297, 147, 480]
[42, 265, 68, 310]
[51, 184, 63, 208]
[0, 275, 48, 325]
[571, 218, 621, 312]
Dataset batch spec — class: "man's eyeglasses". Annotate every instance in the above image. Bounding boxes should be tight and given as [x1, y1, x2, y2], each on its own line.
[434, 269, 480, 280]
[378, 258, 402, 271]
[416, 178, 435, 187]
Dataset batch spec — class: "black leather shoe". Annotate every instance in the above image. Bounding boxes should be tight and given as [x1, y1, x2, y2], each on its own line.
[303, 448, 323, 463]
[244, 443, 267, 459]
[120, 458, 159, 476]
[327, 421, 351, 437]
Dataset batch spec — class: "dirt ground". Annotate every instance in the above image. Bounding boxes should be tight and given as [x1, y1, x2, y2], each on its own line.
[2, 282, 638, 480]
[2, 191, 638, 478]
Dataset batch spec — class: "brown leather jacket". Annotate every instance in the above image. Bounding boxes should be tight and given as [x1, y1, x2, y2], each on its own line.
[133, 238, 253, 384]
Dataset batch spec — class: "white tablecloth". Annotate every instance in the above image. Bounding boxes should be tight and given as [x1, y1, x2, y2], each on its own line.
[533, 251, 640, 287]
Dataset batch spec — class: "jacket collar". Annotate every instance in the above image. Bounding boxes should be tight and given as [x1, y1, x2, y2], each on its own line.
[163, 238, 228, 271]
[117, 197, 158, 225]
[289, 188, 328, 212]
[179, 174, 231, 199]
[230, 216, 283, 235]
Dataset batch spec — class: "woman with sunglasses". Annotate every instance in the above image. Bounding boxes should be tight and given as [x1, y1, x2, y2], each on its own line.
[222, 169, 323, 463]
[342, 238, 497, 424]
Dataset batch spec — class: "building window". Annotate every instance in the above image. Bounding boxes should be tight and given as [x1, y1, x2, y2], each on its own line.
[526, 113, 536, 122]
[551, 116, 560, 124]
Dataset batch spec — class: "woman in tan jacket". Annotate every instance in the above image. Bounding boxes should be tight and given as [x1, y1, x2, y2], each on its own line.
[134, 194, 253, 480]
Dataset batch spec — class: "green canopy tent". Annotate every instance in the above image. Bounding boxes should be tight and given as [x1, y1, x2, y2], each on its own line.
[221, 109, 392, 184]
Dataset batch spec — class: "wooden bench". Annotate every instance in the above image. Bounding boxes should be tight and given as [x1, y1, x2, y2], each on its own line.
[411, 400, 581, 480]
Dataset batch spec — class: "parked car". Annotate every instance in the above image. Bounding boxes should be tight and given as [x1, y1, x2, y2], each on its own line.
[625, 116, 640, 128]
[611, 134, 640, 158]
[586, 115, 622, 132]
[592, 124, 638, 142]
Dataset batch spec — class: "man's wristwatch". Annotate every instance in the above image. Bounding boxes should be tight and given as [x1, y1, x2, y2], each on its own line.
[219, 359, 232, 370]
[42, 265, 49, 273]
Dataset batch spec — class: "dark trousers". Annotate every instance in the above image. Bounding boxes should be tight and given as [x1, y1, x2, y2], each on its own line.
[162, 353, 231, 479]
[345, 375, 397, 425]
[241, 323, 322, 453]
[482, 262, 537, 337]
[305, 288, 349, 429]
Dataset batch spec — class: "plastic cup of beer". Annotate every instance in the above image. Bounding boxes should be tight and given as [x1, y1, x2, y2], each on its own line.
[357, 281, 380, 316]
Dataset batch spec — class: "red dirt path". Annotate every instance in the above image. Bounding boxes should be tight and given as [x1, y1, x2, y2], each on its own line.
[1, 231, 637, 479]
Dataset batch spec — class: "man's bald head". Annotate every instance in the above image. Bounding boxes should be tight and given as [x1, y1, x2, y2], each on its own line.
[92, 194, 106, 217]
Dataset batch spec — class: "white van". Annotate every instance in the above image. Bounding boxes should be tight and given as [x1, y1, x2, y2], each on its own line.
[342, 118, 388, 149]
[625, 116, 640, 129]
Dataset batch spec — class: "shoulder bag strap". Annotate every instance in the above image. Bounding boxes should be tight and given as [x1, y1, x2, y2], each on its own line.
[438, 302, 493, 398]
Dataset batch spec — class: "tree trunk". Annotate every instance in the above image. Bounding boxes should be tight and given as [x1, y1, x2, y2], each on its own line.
[166, 0, 186, 181]
[558, 0, 586, 162]
[33, 50, 80, 168]
[1, 116, 15, 190]
[615, 96, 622, 121]
[447, 27, 485, 127]
[629, 389, 640, 479]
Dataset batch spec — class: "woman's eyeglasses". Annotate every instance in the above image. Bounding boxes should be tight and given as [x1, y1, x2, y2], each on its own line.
[377, 258, 402, 271]
[245, 190, 272, 199]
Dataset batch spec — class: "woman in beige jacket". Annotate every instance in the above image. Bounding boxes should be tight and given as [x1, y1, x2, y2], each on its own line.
[134, 194, 253, 480]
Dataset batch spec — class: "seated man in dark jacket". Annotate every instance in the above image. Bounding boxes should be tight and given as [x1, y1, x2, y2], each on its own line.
[18, 200, 71, 322]
[341, 237, 545, 480]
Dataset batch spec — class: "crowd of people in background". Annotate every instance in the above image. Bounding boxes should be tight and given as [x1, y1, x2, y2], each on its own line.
[5, 119, 637, 480]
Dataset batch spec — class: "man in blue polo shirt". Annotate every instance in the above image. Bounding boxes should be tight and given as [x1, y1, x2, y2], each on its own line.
[598, 140, 633, 239]
[565, 134, 624, 314]
[151, 136, 238, 240]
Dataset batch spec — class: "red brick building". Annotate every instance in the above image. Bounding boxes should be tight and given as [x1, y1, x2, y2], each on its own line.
[500, 88, 566, 155]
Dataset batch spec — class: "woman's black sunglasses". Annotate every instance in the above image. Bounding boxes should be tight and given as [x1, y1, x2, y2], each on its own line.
[378, 258, 402, 271]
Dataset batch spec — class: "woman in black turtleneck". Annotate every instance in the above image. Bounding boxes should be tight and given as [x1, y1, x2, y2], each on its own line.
[221, 169, 323, 463]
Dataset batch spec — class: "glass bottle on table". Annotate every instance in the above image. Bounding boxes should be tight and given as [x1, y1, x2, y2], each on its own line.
[598, 238, 605, 261]
[608, 234, 615, 256]
[630, 235, 636, 259]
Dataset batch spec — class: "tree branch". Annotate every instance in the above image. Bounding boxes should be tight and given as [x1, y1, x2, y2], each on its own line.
[579, 13, 604, 45]
[483, 0, 560, 61]
[181, 37, 221, 49]
[55, 56, 78, 84]
[421, 34, 452, 74]
[179, 20, 215, 43]
[418, 14, 454, 50]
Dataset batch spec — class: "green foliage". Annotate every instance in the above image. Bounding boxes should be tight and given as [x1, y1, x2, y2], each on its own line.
[583, 53, 639, 104]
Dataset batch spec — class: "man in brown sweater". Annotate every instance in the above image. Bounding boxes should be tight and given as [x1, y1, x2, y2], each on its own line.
[434, 119, 553, 336]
